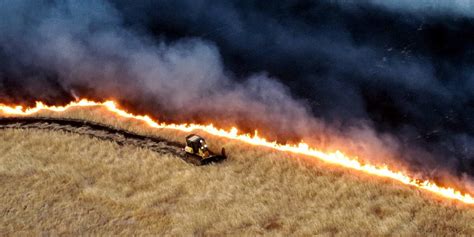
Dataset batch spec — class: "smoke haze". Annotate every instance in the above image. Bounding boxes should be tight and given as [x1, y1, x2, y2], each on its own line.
[336, 0, 474, 18]
[0, 0, 473, 187]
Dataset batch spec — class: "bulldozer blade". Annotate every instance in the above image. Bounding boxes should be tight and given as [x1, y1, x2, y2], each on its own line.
[183, 153, 226, 166]
[200, 154, 227, 165]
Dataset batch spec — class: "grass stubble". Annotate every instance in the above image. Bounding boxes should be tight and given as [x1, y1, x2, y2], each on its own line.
[0, 106, 473, 235]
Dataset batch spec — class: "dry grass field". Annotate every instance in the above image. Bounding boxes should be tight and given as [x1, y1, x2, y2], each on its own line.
[0, 106, 474, 235]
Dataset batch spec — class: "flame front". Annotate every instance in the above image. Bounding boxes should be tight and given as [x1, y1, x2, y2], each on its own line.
[1, 99, 473, 205]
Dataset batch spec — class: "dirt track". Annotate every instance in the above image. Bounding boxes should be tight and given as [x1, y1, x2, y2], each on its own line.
[0, 117, 195, 163]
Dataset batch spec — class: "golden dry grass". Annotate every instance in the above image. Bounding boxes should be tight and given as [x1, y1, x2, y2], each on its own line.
[0, 107, 474, 235]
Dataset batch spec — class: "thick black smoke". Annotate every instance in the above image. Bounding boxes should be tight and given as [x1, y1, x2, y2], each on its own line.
[0, 1, 473, 188]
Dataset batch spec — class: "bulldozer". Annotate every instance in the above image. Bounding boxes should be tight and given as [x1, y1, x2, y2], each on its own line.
[184, 134, 226, 165]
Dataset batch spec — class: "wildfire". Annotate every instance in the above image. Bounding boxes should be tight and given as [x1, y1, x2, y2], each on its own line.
[0, 99, 473, 205]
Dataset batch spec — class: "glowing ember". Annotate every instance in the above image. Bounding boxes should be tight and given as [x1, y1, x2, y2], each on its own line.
[0, 99, 473, 205]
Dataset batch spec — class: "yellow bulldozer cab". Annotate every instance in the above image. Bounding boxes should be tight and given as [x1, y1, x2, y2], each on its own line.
[185, 134, 211, 159]
[183, 134, 227, 164]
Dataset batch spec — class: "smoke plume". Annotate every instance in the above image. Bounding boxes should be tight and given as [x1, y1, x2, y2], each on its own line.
[0, 0, 473, 188]
[335, 0, 474, 18]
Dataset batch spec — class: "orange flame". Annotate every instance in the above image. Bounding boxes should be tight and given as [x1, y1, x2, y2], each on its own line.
[0, 99, 473, 205]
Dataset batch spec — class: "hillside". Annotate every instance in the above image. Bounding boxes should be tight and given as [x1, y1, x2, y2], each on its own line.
[0, 107, 473, 235]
